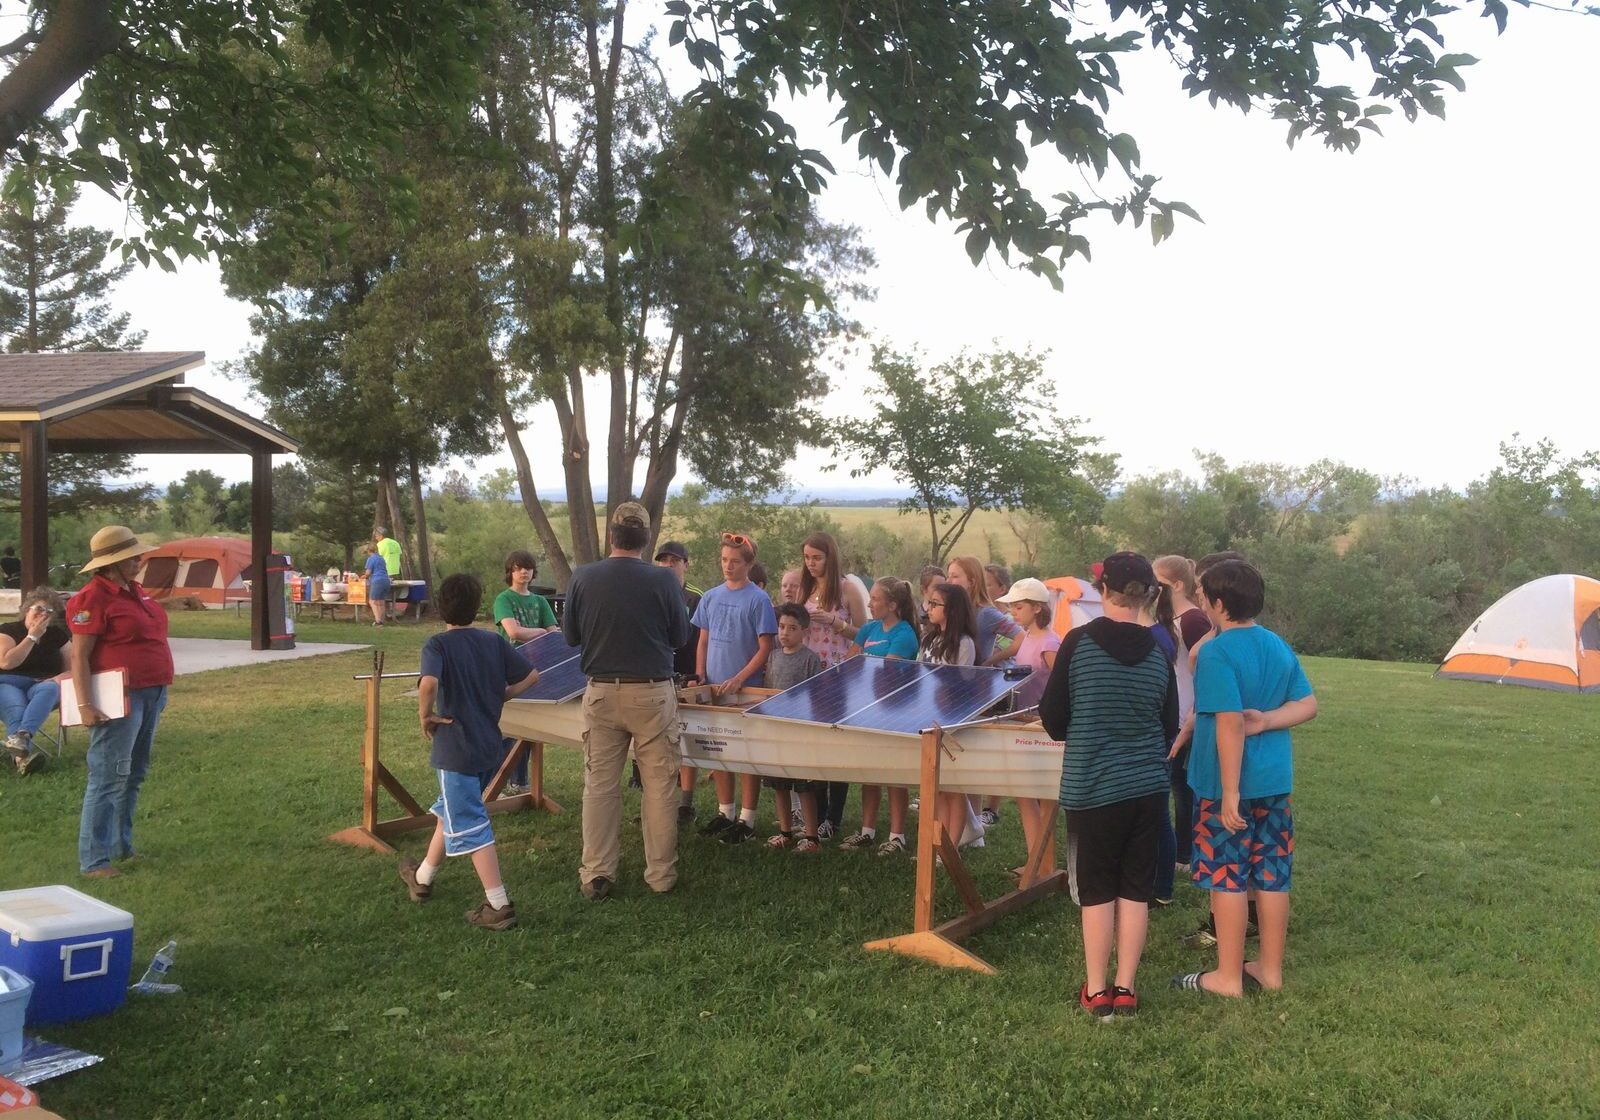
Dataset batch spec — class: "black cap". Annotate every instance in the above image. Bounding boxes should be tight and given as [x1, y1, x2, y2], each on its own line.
[1098, 551, 1156, 595]
[654, 540, 689, 563]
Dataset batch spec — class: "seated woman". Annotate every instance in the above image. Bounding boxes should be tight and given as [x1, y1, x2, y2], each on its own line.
[1, 587, 72, 775]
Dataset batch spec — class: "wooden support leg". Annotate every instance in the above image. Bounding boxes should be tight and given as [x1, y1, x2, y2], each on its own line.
[1020, 810, 1059, 890]
[330, 652, 398, 853]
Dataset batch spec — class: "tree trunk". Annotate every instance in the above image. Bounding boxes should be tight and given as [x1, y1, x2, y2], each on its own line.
[552, 369, 601, 565]
[497, 386, 574, 589]
[384, 471, 410, 578]
[638, 349, 694, 540]
[0, 0, 119, 156]
[406, 452, 434, 593]
[586, 2, 631, 532]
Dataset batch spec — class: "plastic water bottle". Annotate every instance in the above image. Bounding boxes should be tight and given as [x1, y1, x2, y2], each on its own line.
[130, 940, 181, 995]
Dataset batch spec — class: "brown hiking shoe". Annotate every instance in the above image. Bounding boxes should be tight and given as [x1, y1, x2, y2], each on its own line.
[465, 900, 517, 931]
[398, 857, 432, 903]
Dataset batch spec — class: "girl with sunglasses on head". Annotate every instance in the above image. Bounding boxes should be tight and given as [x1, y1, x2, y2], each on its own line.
[946, 555, 1024, 828]
[912, 583, 986, 855]
[797, 531, 868, 839]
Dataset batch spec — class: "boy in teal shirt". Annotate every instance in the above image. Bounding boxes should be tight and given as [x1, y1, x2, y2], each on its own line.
[1175, 559, 1317, 998]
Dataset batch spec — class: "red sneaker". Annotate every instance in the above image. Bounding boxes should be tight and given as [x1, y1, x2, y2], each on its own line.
[1079, 984, 1113, 1020]
[1112, 986, 1138, 1017]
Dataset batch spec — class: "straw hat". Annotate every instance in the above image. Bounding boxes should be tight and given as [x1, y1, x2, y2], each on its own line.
[80, 525, 157, 574]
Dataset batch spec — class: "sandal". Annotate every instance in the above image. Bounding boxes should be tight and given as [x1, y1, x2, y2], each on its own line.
[794, 836, 820, 853]
[764, 831, 793, 850]
[1171, 971, 1260, 996]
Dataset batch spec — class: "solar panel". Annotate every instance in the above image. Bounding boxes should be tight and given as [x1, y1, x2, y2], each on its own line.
[838, 664, 1018, 737]
[515, 630, 581, 672]
[745, 656, 929, 727]
[513, 630, 587, 703]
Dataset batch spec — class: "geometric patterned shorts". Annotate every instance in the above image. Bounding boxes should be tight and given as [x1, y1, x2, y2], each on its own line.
[1191, 794, 1293, 893]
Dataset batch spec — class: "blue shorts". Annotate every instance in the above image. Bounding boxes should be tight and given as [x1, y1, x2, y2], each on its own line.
[429, 768, 497, 856]
[1192, 794, 1293, 893]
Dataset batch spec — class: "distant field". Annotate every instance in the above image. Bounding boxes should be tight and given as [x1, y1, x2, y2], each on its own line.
[811, 506, 1029, 563]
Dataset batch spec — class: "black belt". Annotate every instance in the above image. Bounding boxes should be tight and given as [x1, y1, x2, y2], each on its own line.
[589, 676, 673, 685]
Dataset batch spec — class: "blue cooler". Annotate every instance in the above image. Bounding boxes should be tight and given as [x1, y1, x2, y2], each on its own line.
[0, 886, 134, 1025]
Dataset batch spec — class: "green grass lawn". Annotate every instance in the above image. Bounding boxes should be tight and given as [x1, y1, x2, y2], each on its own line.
[5, 612, 1597, 1119]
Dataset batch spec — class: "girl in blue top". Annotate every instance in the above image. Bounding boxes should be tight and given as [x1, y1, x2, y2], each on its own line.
[364, 544, 392, 627]
[835, 578, 922, 853]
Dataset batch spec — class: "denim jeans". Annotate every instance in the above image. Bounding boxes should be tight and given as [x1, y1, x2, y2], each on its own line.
[501, 737, 529, 787]
[817, 782, 849, 830]
[78, 685, 167, 873]
[1154, 796, 1176, 901]
[1171, 744, 1195, 866]
[0, 673, 59, 737]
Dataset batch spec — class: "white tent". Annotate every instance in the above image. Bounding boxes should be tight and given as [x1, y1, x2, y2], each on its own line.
[1436, 573, 1600, 693]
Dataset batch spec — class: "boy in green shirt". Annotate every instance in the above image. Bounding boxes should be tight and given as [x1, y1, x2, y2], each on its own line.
[493, 550, 557, 643]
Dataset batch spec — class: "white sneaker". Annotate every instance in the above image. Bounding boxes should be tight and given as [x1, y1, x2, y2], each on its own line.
[817, 820, 836, 841]
[790, 809, 805, 831]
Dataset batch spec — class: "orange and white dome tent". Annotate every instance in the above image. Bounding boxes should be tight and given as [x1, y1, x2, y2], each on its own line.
[1436, 574, 1600, 693]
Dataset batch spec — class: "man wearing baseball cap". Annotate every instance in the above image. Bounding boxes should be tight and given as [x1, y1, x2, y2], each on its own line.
[1038, 551, 1179, 1019]
[562, 502, 690, 899]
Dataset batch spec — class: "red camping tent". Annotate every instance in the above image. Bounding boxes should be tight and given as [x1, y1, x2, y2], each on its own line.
[135, 537, 252, 609]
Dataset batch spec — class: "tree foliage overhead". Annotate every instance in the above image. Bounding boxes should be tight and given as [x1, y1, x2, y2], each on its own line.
[662, 0, 1586, 285]
[0, 0, 494, 263]
[832, 344, 1098, 564]
[0, 140, 149, 520]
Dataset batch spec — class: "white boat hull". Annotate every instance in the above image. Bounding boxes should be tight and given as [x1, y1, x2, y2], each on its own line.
[500, 697, 1065, 800]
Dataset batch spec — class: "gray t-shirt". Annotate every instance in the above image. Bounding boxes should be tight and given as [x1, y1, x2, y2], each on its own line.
[765, 645, 823, 692]
[562, 556, 690, 680]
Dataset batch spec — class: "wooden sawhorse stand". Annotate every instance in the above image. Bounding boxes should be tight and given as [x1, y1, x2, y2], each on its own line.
[328, 650, 563, 855]
[864, 726, 1067, 974]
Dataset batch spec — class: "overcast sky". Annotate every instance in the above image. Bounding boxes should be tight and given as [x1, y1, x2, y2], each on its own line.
[81, 7, 1599, 495]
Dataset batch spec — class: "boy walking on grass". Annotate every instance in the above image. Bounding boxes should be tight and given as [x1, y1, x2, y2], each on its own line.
[400, 573, 541, 930]
[693, 532, 777, 845]
[1173, 559, 1317, 996]
[1040, 552, 1179, 1020]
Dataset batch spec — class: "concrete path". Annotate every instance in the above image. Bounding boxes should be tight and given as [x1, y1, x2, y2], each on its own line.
[169, 638, 369, 677]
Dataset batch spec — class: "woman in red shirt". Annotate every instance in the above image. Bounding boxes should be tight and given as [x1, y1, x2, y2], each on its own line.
[67, 526, 174, 879]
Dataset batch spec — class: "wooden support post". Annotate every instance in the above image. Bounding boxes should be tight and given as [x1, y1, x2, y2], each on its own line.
[863, 724, 1068, 975]
[249, 450, 272, 650]
[18, 421, 48, 590]
[913, 728, 941, 932]
[330, 663, 561, 854]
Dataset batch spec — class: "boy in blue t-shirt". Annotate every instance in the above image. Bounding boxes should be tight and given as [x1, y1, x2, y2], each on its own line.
[691, 532, 777, 844]
[398, 573, 541, 930]
[1174, 560, 1317, 998]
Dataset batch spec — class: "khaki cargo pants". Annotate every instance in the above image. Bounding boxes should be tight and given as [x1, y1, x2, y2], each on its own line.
[579, 680, 682, 892]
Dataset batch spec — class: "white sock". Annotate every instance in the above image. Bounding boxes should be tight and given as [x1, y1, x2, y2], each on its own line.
[485, 885, 509, 909]
[860, 827, 876, 839]
[889, 832, 906, 844]
[415, 861, 438, 886]
[718, 802, 736, 821]
[739, 807, 758, 828]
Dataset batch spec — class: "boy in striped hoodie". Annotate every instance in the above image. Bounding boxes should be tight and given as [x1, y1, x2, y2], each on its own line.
[1039, 552, 1179, 1020]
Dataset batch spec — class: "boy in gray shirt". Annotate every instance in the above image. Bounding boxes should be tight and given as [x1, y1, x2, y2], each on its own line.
[764, 603, 826, 850]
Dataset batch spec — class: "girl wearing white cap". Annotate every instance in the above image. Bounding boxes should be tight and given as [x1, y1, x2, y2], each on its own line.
[996, 576, 1063, 878]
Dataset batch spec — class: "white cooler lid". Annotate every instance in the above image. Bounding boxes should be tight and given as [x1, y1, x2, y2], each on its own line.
[0, 885, 134, 943]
